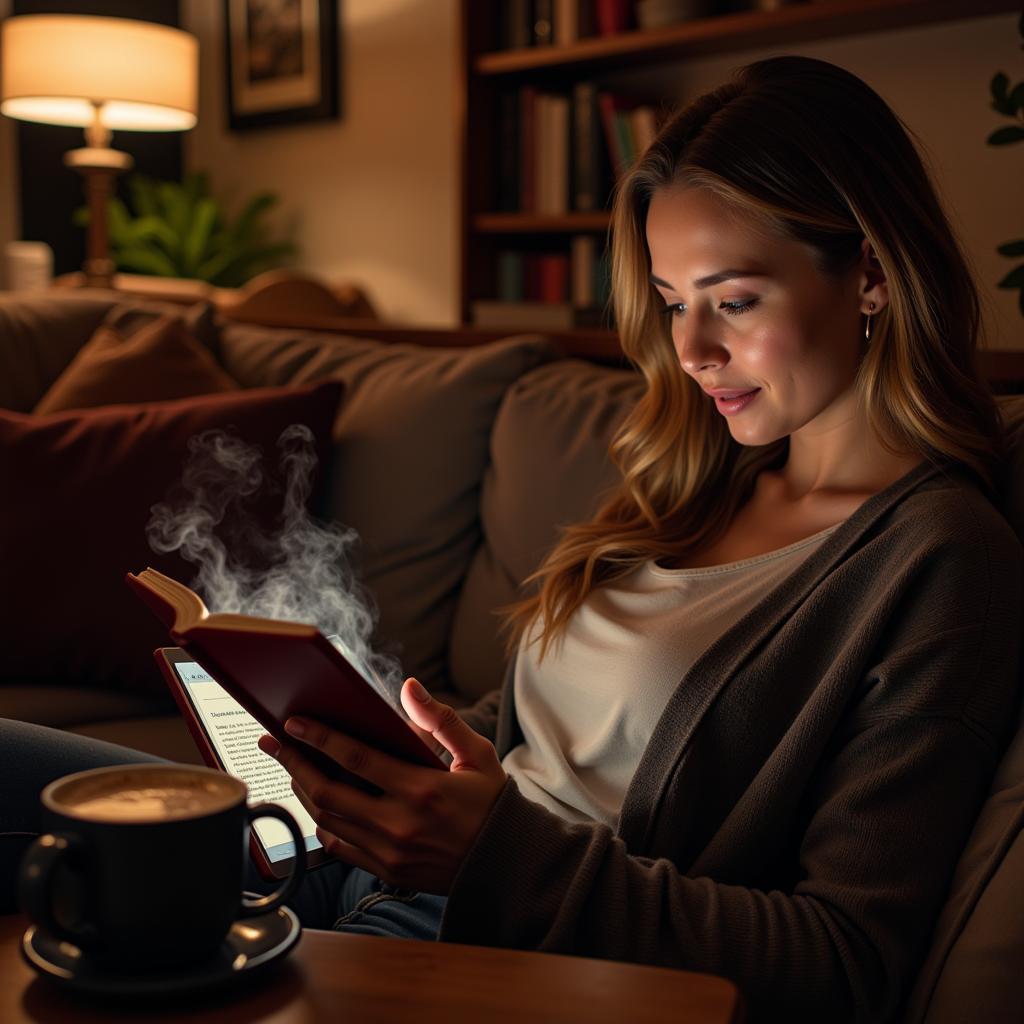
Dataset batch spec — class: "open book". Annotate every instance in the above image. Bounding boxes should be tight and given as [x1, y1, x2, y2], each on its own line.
[126, 568, 446, 777]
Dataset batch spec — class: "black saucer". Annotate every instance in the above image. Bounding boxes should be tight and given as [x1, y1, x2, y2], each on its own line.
[20, 902, 301, 998]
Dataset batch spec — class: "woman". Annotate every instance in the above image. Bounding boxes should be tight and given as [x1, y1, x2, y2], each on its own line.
[3, 56, 1020, 1022]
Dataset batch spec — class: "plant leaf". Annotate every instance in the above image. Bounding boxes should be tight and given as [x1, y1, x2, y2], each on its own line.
[997, 240, 1024, 257]
[114, 244, 180, 277]
[987, 125, 1024, 145]
[992, 71, 1010, 102]
[228, 193, 278, 245]
[127, 175, 159, 219]
[195, 243, 247, 285]
[181, 197, 218, 276]
[126, 215, 179, 253]
[996, 265, 1024, 289]
[107, 198, 134, 245]
[73, 169, 295, 284]
[156, 181, 190, 258]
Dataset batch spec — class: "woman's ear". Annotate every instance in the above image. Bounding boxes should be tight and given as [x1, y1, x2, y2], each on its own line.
[859, 237, 888, 314]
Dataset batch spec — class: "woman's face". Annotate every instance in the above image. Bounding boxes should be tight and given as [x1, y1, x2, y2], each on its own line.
[645, 185, 871, 448]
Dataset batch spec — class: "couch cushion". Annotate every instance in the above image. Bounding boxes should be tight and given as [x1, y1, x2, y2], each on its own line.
[67, 715, 203, 766]
[0, 380, 343, 696]
[997, 394, 1024, 545]
[215, 323, 557, 693]
[0, 685, 175, 729]
[905, 709, 1024, 1023]
[33, 313, 238, 413]
[0, 290, 224, 412]
[449, 360, 644, 700]
[0, 291, 115, 411]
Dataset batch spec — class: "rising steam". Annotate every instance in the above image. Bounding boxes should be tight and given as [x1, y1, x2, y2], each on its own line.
[146, 425, 403, 704]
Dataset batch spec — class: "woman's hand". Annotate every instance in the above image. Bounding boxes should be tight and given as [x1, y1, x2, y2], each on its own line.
[257, 677, 507, 895]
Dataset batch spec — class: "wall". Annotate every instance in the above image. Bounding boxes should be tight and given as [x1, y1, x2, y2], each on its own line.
[181, 0, 460, 326]
[611, 9, 1023, 349]
[1, 4, 1020, 343]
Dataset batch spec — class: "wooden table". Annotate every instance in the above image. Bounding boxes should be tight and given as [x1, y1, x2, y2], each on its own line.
[1, 913, 743, 1023]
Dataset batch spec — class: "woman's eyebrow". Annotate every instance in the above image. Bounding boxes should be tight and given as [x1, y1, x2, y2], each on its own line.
[649, 269, 769, 290]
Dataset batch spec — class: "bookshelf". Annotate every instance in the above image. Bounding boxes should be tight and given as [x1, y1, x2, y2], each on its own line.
[458, 0, 1022, 342]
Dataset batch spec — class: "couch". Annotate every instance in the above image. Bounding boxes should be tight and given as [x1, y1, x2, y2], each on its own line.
[0, 288, 1021, 1023]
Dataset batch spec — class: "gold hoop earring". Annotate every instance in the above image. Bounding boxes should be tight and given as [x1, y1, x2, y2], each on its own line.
[865, 301, 876, 343]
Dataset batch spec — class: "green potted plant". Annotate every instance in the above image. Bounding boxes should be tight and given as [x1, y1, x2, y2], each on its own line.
[73, 170, 299, 287]
[988, 12, 1024, 316]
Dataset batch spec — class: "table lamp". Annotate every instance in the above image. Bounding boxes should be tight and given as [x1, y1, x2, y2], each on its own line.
[0, 14, 198, 288]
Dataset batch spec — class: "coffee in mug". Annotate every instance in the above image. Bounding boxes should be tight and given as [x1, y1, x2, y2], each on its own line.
[19, 764, 306, 970]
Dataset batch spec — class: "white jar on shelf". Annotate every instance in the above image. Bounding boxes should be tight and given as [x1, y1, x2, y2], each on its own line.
[4, 240, 53, 292]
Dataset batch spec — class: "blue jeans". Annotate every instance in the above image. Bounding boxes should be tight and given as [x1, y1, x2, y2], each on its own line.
[0, 719, 446, 940]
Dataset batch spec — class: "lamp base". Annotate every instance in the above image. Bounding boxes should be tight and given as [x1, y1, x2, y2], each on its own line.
[64, 147, 134, 172]
[64, 146, 133, 290]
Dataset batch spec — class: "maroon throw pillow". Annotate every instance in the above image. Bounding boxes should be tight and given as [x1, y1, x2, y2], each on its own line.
[33, 314, 239, 414]
[0, 380, 344, 696]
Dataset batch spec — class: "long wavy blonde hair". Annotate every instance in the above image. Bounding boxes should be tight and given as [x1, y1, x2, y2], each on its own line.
[501, 55, 1006, 665]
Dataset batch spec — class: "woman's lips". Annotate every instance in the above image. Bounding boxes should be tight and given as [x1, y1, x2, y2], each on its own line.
[714, 388, 761, 415]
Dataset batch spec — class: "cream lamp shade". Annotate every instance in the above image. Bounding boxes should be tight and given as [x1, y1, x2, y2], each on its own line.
[0, 14, 198, 132]
[0, 14, 199, 288]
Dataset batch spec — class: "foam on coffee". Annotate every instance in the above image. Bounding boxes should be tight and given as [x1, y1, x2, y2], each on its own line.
[50, 767, 241, 823]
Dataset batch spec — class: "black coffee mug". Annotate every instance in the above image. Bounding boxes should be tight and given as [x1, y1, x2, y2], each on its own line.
[18, 763, 307, 969]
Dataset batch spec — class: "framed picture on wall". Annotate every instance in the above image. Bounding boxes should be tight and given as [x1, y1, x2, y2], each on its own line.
[224, 0, 339, 131]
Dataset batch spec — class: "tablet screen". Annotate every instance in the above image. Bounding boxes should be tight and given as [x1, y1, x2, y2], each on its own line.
[171, 659, 323, 864]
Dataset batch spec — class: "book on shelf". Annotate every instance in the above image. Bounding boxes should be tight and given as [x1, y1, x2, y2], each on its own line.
[497, 90, 521, 212]
[538, 253, 570, 303]
[595, 0, 632, 35]
[598, 92, 662, 176]
[497, 250, 526, 302]
[496, 0, 598, 50]
[554, 0, 578, 45]
[497, 245, 604, 306]
[571, 235, 597, 309]
[499, 0, 533, 50]
[472, 300, 606, 331]
[534, 0, 554, 44]
[536, 93, 571, 215]
[572, 81, 607, 211]
[519, 86, 538, 213]
[636, 0, 713, 30]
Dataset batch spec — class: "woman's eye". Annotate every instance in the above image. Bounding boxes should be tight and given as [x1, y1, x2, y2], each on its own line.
[721, 299, 759, 316]
[659, 298, 759, 319]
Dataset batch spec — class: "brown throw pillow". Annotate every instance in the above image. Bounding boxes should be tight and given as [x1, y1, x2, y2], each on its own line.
[0, 381, 344, 696]
[34, 314, 239, 413]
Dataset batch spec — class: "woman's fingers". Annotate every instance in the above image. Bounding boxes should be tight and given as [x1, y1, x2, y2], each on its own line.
[260, 732, 381, 823]
[399, 678, 503, 774]
[280, 716, 407, 794]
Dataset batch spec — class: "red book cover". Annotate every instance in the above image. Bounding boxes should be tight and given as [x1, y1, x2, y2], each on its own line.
[598, 91, 628, 177]
[126, 568, 445, 775]
[538, 254, 570, 303]
[595, 0, 630, 36]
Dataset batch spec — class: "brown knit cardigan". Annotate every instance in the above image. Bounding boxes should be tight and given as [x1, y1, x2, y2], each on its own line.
[444, 459, 1023, 1023]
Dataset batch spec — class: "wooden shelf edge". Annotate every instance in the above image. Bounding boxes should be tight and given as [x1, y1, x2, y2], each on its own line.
[474, 212, 612, 233]
[476, 0, 1021, 75]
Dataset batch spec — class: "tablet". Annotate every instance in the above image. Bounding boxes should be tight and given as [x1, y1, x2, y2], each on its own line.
[155, 646, 330, 880]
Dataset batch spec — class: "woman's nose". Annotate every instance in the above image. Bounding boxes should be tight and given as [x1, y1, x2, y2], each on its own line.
[674, 320, 725, 375]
